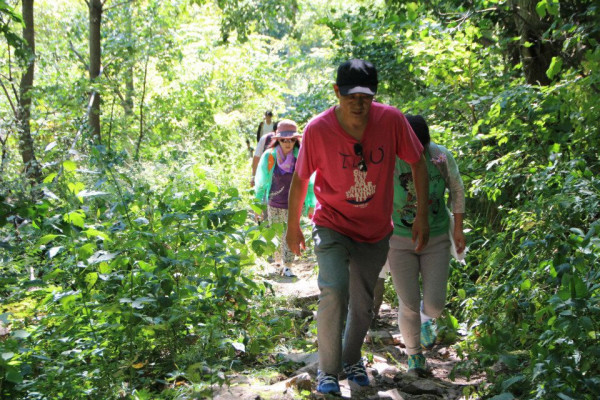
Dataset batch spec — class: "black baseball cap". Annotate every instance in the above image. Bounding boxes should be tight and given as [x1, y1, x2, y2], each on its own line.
[336, 59, 378, 96]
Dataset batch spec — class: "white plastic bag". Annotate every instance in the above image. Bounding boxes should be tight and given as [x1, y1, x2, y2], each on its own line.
[448, 211, 467, 265]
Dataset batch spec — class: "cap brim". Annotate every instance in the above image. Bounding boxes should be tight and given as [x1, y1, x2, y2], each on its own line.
[339, 85, 377, 96]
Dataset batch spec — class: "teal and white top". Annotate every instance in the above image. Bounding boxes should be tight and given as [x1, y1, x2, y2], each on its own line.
[391, 142, 465, 238]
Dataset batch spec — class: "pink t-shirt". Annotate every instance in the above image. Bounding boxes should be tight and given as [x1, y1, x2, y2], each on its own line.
[296, 102, 423, 242]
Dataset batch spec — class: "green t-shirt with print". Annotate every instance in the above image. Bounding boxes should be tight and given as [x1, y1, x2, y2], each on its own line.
[392, 149, 450, 237]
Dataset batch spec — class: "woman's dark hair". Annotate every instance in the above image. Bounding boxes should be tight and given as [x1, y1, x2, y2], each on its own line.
[405, 114, 430, 147]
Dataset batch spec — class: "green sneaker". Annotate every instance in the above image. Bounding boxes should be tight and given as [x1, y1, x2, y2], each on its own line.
[407, 353, 428, 377]
[420, 320, 437, 350]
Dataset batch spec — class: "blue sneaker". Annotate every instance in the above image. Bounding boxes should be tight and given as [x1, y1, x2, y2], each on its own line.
[343, 359, 370, 386]
[420, 320, 437, 350]
[316, 371, 341, 395]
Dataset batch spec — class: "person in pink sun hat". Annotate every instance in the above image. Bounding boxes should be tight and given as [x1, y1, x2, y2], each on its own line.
[254, 119, 315, 277]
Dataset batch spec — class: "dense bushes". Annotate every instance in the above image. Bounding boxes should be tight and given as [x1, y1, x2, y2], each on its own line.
[1, 0, 599, 398]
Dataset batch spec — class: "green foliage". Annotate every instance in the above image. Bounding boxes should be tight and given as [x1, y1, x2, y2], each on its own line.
[0, 0, 29, 62]
[1, 0, 600, 398]
[206, 0, 299, 43]
[0, 144, 296, 398]
[319, 2, 600, 398]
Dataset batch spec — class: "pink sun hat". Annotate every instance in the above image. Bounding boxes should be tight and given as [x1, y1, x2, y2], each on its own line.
[273, 119, 302, 139]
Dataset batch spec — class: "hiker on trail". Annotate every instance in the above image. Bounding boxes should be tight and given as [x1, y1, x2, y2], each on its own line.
[256, 110, 277, 142]
[250, 131, 277, 188]
[286, 59, 430, 395]
[385, 114, 466, 376]
[250, 111, 279, 224]
[254, 119, 315, 277]
[251, 111, 278, 187]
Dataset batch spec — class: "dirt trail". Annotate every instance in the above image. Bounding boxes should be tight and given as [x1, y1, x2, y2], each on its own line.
[213, 260, 485, 399]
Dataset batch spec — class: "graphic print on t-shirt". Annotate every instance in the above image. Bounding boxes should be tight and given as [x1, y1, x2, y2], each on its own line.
[395, 172, 443, 228]
[345, 169, 376, 206]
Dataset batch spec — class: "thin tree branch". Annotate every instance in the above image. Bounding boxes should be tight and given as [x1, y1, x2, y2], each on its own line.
[7, 42, 13, 82]
[0, 77, 19, 118]
[107, 96, 116, 152]
[134, 54, 149, 160]
[69, 40, 89, 71]
[102, 68, 127, 106]
[104, 0, 135, 12]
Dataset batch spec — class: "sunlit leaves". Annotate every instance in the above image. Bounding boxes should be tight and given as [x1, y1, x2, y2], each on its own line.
[63, 210, 86, 228]
[547, 56, 563, 79]
[84, 272, 98, 289]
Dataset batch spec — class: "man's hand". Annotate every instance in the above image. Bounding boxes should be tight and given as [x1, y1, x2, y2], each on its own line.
[286, 172, 310, 255]
[412, 213, 430, 252]
[286, 225, 306, 256]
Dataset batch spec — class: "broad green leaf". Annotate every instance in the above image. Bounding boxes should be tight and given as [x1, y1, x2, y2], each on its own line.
[546, 56, 563, 79]
[63, 160, 77, 172]
[60, 294, 77, 310]
[450, 314, 459, 328]
[38, 234, 61, 245]
[535, 0, 547, 18]
[68, 182, 85, 197]
[5, 367, 23, 383]
[137, 260, 156, 272]
[1, 352, 15, 361]
[406, 2, 418, 20]
[78, 243, 96, 258]
[64, 210, 85, 228]
[84, 228, 111, 242]
[573, 275, 587, 298]
[99, 262, 112, 274]
[192, 163, 207, 179]
[546, 0, 559, 15]
[43, 172, 57, 183]
[85, 272, 98, 288]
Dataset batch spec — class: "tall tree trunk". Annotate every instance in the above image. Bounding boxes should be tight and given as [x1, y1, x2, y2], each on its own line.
[89, 0, 103, 142]
[512, 0, 554, 85]
[17, 0, 42, 184]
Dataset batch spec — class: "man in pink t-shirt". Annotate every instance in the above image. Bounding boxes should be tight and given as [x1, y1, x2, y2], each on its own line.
[286, 59, 430, 395]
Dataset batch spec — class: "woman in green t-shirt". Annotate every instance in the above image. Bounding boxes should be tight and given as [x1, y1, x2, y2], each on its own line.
[388, 115, 466, 376]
